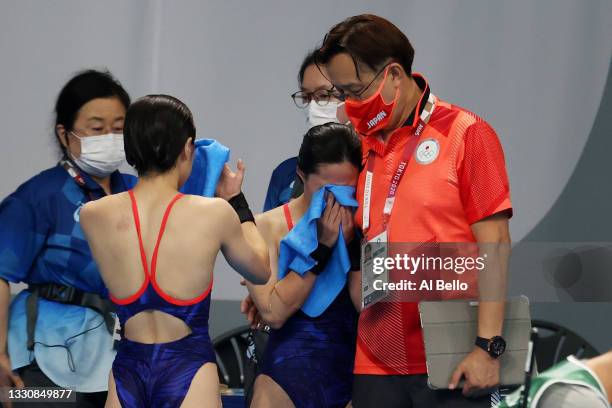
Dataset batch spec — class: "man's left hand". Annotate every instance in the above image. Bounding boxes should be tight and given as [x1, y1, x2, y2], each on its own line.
[449, 347, 500, 397]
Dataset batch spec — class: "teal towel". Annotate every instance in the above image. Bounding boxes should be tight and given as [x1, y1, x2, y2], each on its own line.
[277, 185, 358, 317]
[181, 138, 230, 197]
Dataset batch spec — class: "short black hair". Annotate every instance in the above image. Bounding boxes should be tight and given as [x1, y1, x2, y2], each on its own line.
[297, 122, 362, 176]
[316, 14, 414, 78]
[54, 69, 130, 154]
[298, 49, 317, 85]
[124, 95, 196, 176]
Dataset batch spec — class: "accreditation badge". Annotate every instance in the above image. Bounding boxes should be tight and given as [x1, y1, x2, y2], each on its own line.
[361, 230, 390, 309]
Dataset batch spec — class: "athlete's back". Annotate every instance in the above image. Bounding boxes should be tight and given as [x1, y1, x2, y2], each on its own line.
[83, 189, 258, 341]
[80, 94, 270, 408]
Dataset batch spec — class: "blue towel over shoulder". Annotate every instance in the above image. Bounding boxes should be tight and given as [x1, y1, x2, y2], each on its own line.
[277, 185, 358, 317]
[181, 138, 230, 197]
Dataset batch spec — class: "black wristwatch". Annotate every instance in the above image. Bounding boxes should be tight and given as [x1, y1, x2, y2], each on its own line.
[475, 336, 506, 359]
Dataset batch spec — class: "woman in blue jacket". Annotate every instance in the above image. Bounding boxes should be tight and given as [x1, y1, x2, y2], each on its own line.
[0, 69, 135, 407]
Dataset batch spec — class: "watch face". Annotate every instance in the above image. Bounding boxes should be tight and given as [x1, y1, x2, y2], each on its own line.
[490, 336, 506, 357]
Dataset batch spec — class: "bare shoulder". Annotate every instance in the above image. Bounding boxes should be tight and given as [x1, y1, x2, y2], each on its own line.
[179, 195, 241, 232]
[255, 206, 287, 243]
[80, 192, 128, 227]
[181, 194, 233, 217]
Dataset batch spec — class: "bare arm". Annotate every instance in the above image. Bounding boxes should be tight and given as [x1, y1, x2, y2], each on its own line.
[449, 212, 511, 394]
[472, 213, 511, 339]
[244, 243, 318, 329]
[214, 159, 270, 284]
[244, 197, 350, 328]
[348, 270, 362, 311]
[219, 201, 270, 285]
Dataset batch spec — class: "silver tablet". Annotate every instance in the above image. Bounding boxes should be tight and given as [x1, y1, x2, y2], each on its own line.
[419, 296, 532, 390]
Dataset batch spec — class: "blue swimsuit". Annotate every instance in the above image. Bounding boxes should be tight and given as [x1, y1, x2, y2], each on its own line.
[260, 204, 358, 408]
[111, 190, 215, 408]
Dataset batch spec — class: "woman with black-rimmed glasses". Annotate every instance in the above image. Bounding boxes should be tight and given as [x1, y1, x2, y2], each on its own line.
[262, 50, 347, 212]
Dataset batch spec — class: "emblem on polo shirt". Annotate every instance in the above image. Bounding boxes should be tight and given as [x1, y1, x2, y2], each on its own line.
[415, 138, 440, 165]
[74, 201, 84, 222]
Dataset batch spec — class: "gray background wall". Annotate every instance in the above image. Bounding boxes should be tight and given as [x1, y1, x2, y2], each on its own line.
[1, 0, 611, 351]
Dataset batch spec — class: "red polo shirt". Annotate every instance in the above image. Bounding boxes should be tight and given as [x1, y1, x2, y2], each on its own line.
[354, 73, 512, 375]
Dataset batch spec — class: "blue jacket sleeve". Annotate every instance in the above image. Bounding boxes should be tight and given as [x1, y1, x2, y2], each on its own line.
[0, 195, 47, 283]
[263, 172, 280, 212]
[263, 157, 298, 212]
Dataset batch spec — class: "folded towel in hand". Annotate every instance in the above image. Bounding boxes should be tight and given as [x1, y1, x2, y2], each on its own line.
[278, 184, 358, 317]
[180, 138, 230, 197]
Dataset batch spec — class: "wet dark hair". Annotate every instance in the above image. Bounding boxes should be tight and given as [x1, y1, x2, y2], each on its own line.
[316, 14, 414, 78]
[297, 122, 362, 176]
[54, 69, 130, 154]
[124, 94, 196, 176]
[298, 49, 317, 85]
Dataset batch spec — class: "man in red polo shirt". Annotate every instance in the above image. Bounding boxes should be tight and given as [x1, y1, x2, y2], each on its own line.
[317, 14, 512, 407]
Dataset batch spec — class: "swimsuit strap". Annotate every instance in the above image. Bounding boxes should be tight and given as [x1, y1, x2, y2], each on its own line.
[282, 203, 294, 231]
[128, 190, 184, 276]
[122, 190, 213, 307]
[150, 193, 184, 286]
[128, 189, 150, 277]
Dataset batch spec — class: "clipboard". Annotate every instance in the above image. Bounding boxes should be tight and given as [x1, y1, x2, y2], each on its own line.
[419, 296, 532, 390]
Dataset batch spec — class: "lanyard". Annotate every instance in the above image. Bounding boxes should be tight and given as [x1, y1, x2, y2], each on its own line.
[362, 93, 436, 235]
[60, 158, 98, 202]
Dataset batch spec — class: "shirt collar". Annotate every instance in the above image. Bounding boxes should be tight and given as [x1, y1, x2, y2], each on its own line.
[363, 72, 431, 157]
[402, 73, 430, 128]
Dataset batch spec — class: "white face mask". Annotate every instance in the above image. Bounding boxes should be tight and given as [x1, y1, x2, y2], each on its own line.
[304, 101, 343, 129]
[69, 132, 125, 178]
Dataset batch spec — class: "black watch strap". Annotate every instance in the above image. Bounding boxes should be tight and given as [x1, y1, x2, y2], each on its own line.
[475, 336, 506, 358]
[475, 336, 490, 352]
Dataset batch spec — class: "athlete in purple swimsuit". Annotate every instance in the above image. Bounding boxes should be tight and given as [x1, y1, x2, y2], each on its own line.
[110, 191, 216, 407]
[81, 94, 270, 407]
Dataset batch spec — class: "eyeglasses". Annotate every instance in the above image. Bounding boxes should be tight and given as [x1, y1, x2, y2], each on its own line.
[336, 63, 390, 101]
[291, 88, 344, 108]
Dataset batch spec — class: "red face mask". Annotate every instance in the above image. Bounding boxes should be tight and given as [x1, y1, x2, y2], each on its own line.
[344, 67, 399, 136]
